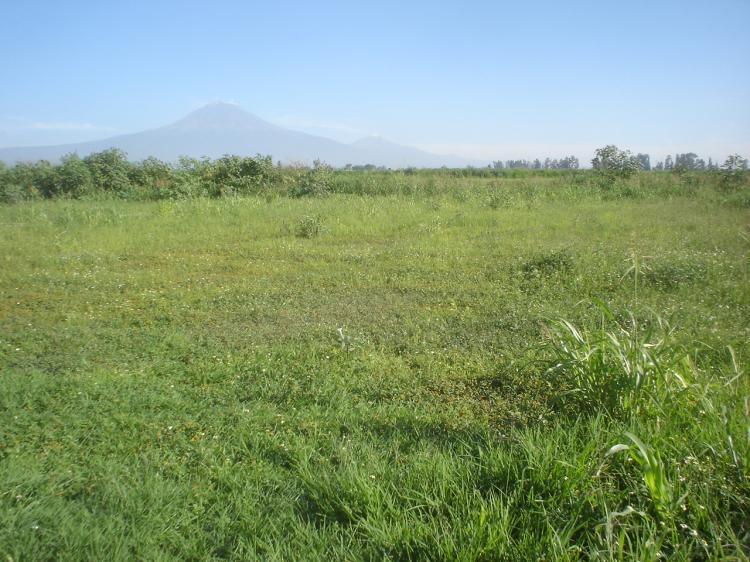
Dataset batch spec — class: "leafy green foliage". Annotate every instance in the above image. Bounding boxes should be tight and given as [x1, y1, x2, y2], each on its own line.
[607, 433, 676, 521]
[83, 148, 132, 195]
[719, 153, 748, 191]
[545, 304, 687, 417]
[2, 151, 750, 207]
[205, 154, 277, 197]
[289, 159, 333, 197]
[58, 153, 93, 197]
[591, 144, 642, 183]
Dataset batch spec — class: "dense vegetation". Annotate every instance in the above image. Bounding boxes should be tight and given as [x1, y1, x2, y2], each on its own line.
[1, 147, 748, 204]
[1, 163, 749, 559]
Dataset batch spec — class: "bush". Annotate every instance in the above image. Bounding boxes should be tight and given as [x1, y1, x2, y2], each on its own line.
[207, 154, 276, 197]
[290, 160, 333, 197]
[58, 153, 93, 197]
[0, 182, 31, 204]
[591, 145, 641, 185]
[83, 148, 133, 196]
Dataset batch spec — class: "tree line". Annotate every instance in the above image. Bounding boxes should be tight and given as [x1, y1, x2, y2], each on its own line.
[490, 151, 748, 172]
[590, 145, 747, 190]
[492, 156, 580, 169]
[653, 153, 724, 171]
[0, 146, 747, 203]
[0, 149, 281, 202]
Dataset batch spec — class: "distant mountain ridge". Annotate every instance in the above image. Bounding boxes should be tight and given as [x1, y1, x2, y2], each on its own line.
[0, 103, 472, 168]
[163, 103, 280, 132]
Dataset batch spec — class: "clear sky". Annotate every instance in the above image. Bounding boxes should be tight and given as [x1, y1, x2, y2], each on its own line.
[1, 0, 748, 164]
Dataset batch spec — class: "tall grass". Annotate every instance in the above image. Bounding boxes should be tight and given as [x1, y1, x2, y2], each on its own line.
[545, 302, 687, 417]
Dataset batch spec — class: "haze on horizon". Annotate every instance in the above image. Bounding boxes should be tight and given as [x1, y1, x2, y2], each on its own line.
[1, 0, 748, 165]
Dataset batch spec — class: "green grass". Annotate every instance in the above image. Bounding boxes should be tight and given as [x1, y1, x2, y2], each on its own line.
[1, 182, 749, 560]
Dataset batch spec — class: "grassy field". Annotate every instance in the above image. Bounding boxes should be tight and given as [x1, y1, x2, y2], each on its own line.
[1, 179, 749, 560]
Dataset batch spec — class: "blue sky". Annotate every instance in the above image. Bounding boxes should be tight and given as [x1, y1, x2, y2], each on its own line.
[1, 0, 748, 163]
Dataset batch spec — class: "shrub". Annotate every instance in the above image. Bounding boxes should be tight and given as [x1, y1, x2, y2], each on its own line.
[4, 161, 57, 198]
[207, 154, 276, 196]
[0, 182, 31, 204]
[591, 145, 641, 185]
[58, 153, 93, 197]
[290, 160, 333, 197]
[83, 148, 132, 196]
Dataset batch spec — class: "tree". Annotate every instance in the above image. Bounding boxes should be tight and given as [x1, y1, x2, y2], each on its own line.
[84, 148, 132, 194]
[560, 155, 579, 169]
[59, 153, 93, 196]
[674, 152, 699, 171]
[719, 154, 747, 190]
[591, 145, 641, 181]
[6, 160, 57, 198]
[636, 153, 651, 171]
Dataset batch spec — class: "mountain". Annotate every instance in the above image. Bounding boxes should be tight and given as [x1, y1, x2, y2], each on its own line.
[0, 103, 473, 168]
[350, 136, 468, 168]
[163, 103, 280, 132]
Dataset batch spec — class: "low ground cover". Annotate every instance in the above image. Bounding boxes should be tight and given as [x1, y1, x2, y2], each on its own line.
[1, 177, 748, 559]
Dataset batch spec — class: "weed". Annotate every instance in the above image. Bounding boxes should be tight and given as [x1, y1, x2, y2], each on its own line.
[295, 214, 324, 238]
[521, 249, 573, 278]
[487, 189, 510, 209]
[544, 302, 686, 417]
[606, 433, 677, 521]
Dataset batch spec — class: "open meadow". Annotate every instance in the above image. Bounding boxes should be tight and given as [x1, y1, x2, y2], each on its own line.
[1, 172, 749, 560]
